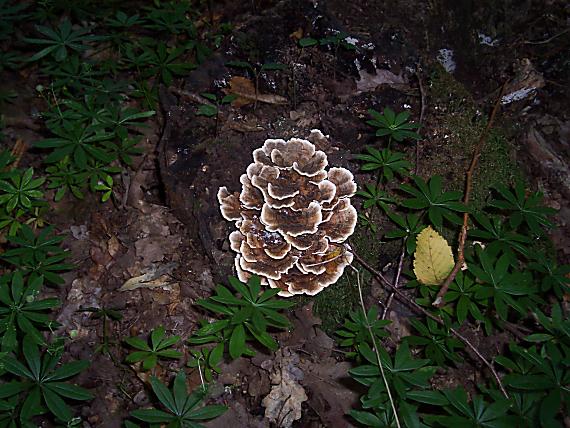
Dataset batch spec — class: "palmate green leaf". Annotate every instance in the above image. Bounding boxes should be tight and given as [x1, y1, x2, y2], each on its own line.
[134, 372, 226, 424]
[425, 388, 512, 428]
[366, 108, 421, 145]
[357, 184, 396, 211]
[470, 213, 531, 260]
[35, 123, 115, 171]
[25, 20, 106, 63]
[125, 326, 181, 369]
[355, 147, 411, 182]
[489, 181, 556, 236]
[528, 256, 570, 298]
[400, 175, 466, 229]
[0, 167, 45, 212]
[193, 276, 291, 358]
[3, 338, 91, 423]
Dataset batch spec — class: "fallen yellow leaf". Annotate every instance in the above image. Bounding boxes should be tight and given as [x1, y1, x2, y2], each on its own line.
[413, 226, 454, 285]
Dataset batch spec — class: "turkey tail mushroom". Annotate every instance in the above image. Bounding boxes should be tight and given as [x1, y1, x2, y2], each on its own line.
[218, 131, 356, 296]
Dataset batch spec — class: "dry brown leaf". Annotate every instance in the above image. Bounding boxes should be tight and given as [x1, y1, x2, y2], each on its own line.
[225, 76, 288, 107]
[356, 69, 407, 94]
[262, 348, 307, 428]
[119, 262, 178, 291]
[10, 139, 27, 169]
[290, 28, 303, 40]
[225, 76, 255, 107]
[107, 236, 121, 258]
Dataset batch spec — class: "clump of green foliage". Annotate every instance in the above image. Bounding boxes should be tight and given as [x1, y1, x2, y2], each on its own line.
[0, 1, 235, 425]
[0, 336, 93, 424]
[125, 325, 183, 371]
[343, 105, 570, 427]
[188, 276, 294, 360]
[129, 371, 227, 427]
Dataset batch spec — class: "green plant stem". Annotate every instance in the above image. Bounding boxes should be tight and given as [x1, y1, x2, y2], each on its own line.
[349, 246, 509, 398]
[350, 264, 401, 428]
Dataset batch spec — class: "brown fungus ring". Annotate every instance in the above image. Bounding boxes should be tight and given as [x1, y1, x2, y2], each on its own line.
[218, 130, 357, 296]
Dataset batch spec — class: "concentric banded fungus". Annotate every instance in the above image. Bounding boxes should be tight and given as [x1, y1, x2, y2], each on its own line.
[218, 130, 356, 296]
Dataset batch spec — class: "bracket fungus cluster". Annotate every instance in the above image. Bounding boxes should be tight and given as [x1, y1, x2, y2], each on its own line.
[217, 130, 357, 296]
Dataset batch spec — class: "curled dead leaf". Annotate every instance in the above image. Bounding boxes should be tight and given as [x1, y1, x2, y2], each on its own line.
[224, 76, 288, 107]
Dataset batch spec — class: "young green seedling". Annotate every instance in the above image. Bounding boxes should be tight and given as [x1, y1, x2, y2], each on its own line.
[196, 93, 237, 137]
[367, 107, 421, 149]
[125, 325, 183, 371]
[130, 371, 227, 426]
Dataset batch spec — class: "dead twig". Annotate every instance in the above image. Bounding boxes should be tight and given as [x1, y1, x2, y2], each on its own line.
[350, 248, 509, 399]
[524, 28, 570, 45]
[432, 82, 507, 307]
[382, 241, 407, 320]
[415, 61, 427, 175]
[169, 88, 215, 106]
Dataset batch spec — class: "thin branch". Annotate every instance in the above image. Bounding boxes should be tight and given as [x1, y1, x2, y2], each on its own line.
[432, 82, 507, 307]
[350, 265, 401, 428]
[169, 87, 215, 106]
[415, 61, 427, 175]
[350, 248, 509, 399]
[524, 28, 570, 45]
[382, 241, 407, 320]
